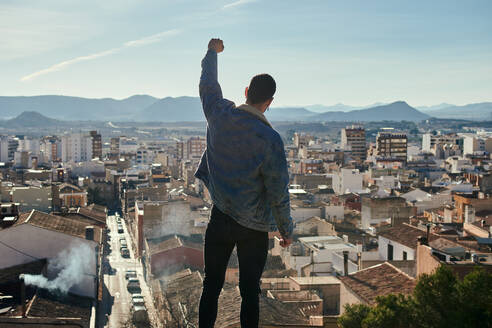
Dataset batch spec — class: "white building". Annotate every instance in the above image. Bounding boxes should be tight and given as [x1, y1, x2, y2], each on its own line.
[273, 235, 359, 276]
[67, 160, 105, 177]
[61, 133, 93, 163]
[377, 223, 428, 261]
[422, 133, 461, 153]
[400, 189, 452, 214]
[40, 138, 61, 163]
[18, 137, 40, 156]
[446, 156, 473, 174]
[0, 136, 19, 162]
[463, 135, 492, 155]
[332, 168, 364, 195]
[119, 137, 139, 154]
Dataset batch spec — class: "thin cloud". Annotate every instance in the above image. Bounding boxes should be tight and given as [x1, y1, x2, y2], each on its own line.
[20, 48, 121, 82]
[223, 0, 257, 10]
[21, 28, 181, 82]
[124, 29, 180, 47]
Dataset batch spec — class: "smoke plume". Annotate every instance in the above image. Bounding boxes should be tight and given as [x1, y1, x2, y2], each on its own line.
[21, 242, 95, 294]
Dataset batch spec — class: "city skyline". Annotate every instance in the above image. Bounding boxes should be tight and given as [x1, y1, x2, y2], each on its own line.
[1, 0, 492, 107]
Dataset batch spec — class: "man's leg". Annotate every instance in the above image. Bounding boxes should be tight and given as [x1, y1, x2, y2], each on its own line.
[236, 227, 268, 328]
[199, 206, 235, 328]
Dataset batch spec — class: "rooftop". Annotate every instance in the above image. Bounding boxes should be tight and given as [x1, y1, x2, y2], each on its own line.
[378, 223, 436, 249]
[339, 262, 416, 305]
[289, 276, 340, 286]
[13, 210, 102, 243]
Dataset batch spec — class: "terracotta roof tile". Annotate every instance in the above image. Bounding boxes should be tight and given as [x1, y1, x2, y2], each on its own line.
[16, 210, 102, 243]
[147, 235, 202, 256]
[339, 262, 416, 305]
[378, 223, 437, 249]
[215, 287, 311, 327]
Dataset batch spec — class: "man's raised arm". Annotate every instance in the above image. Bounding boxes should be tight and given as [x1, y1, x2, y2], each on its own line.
[199, 38, 225, 120]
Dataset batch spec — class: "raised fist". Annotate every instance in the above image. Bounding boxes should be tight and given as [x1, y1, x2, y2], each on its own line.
[208, 38, 224, 53]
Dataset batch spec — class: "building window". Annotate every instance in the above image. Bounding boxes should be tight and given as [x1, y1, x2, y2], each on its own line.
[403, 251, 407, 261]
[388, 244, 394, 261]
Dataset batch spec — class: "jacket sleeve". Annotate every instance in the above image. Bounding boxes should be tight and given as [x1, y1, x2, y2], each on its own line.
[261, 135, 294, 239]
[199, 49, 223, 121]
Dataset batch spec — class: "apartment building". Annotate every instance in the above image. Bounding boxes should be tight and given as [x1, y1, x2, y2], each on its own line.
[61, 133, 93, 162]
[89, 130, 102, 159]
[341, 126, 367, 161]
[463, 135, 492, 155]
[332, 168, 364, 195]
[376, 130, 408, 162]
[422, 133, 461, 153]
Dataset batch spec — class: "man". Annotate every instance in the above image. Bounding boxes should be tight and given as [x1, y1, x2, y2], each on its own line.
[196, 38, 293, 328]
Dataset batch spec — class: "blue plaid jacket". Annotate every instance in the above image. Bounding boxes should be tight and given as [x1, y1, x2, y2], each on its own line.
[195, 50, 293, 238]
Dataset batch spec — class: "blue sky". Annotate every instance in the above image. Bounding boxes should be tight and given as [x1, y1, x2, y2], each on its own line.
[1, 0, 491, 107]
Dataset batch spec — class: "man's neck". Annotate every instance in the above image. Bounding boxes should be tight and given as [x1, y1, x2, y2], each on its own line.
[246, 101, 265, 113]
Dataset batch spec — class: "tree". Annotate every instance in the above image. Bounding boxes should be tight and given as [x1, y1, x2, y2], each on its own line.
[338, 265, 492, 328]
[88, 186, 104, 205]
[338, 303, 370, 328]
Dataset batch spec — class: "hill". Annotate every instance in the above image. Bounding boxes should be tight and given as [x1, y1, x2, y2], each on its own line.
[138, 96, 203, 121]
[265, 107, 317, 121]
[0, 111, 61, 128]
[421, 102, 492, 121]
[267, 101, 430, 122]
[0, 95, 159, 121]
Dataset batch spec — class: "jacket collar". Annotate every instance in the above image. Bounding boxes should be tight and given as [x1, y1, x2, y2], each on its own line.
[237, 104, 272, 128]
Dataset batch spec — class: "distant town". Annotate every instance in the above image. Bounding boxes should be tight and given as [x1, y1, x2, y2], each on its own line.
[0, 106, 491, 327]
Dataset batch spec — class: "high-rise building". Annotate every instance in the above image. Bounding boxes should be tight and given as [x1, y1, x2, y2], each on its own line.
[110, 137, 120, 158]
[90, 131, 102, 159]
[39, 136, 61, 163]
[0, 136, 20, 162]
[186, 137, 206, 160]
[61, 133, 93, 163]
[376, 130, 408, 162]
[176, 141, 184, 160]
[341, 126, 366, 161]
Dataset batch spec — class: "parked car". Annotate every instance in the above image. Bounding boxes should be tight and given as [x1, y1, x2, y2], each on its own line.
[125, 270, 137, 280]
[120, 239, 127, 247]
[117, 224, 123, 233]
[133, 305, 149, 324]
[120, 246, 130, 258]
[132, 296, 145, 307]
[127, 278, 141, 293]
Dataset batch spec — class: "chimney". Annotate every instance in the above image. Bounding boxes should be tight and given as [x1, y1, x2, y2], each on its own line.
[343, 251, 349, 276]
[85, 226, 94, 241]
[19, 274, 26, 318]
[426, 223, 431, 243]
[481, 220, 486, 228]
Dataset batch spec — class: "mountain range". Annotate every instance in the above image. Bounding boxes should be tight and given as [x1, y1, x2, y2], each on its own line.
[419, 103, 492, 120]
[0, 95, 490, 122]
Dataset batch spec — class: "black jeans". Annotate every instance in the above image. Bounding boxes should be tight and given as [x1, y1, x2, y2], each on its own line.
[199, 205, 268, 328]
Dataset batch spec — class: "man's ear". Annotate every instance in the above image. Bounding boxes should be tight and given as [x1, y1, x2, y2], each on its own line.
[245, 87, 249, 99]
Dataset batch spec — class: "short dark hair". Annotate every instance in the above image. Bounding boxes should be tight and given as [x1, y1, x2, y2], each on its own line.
[247, 74, 276, 105]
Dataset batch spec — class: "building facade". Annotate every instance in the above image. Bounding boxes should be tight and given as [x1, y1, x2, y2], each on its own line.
[341, 126, 367, 161]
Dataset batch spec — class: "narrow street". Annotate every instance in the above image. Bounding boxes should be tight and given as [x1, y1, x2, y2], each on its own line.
[99, 215, 161, 328]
